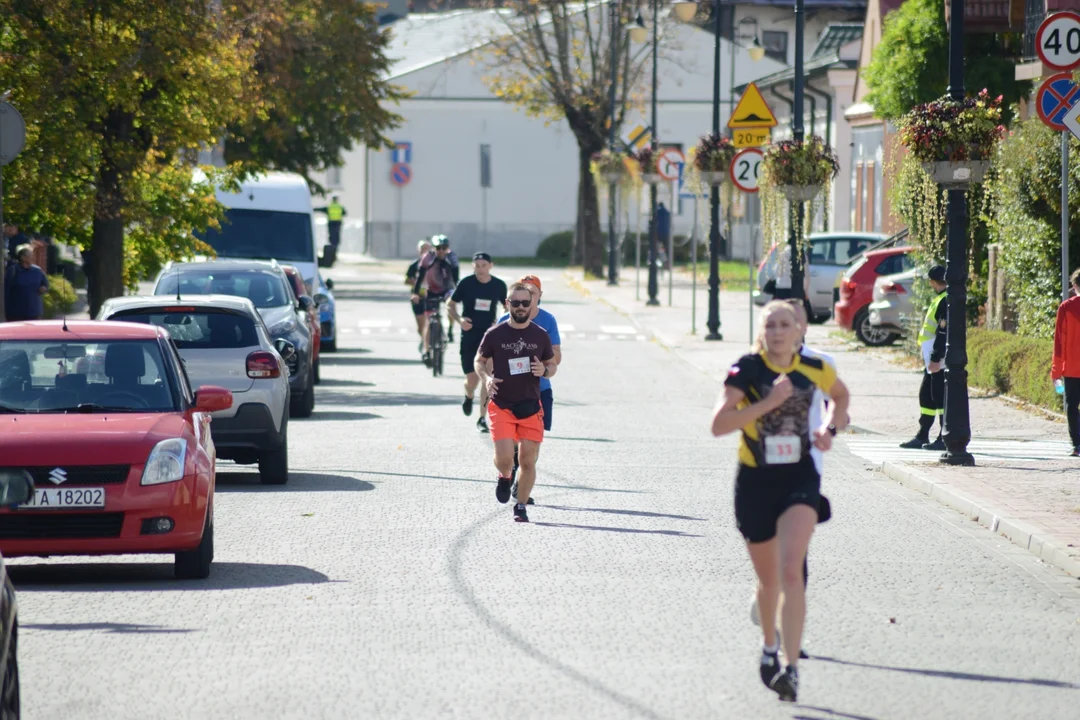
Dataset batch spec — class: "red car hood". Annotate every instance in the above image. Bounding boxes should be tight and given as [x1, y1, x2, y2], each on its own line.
[0, 413, 188, 466]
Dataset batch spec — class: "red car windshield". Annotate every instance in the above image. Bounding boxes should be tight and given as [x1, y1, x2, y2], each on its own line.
[0, 339, 179, 414]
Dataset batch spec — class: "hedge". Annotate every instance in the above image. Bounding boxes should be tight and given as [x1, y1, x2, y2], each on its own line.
[42, 275, 77, 319]
[535, 231, 573, 263]
[967, 327, 1058, 411]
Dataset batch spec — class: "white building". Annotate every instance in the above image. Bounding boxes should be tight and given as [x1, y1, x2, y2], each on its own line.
[315, 2, 866, 260]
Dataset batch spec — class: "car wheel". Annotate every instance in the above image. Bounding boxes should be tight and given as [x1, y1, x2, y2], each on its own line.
[854, 308, 899, 347]
[175, 516, 213, 580]
[1, 622, 19, 720]
[259, 422, 289, 485]
[290, 365, 315, 418]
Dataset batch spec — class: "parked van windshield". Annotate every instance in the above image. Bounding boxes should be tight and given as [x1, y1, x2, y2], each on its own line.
[198, 209, 313, 263]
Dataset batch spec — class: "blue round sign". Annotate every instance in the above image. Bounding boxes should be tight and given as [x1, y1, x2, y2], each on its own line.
[1037, 73, 1080, 131]
[390, 162, 412, 187]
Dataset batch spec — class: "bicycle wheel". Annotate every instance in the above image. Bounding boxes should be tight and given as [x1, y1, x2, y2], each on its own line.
[435, 345, 444, 376]
[429, 320, 443, 377]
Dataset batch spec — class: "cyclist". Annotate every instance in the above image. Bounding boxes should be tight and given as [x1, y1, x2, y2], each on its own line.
[474, 282, 557, 523]
[449, 253, 507, 433]
[411, 236, 456, 367]
[406, 239, 433, 354]
[712, 300, 850, 703]
[496, 275, 561, 504]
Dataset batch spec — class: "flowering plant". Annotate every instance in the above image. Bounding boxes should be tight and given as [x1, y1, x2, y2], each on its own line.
[896, 89, 1006, 163]
[690, 133, 737, 172]
[590, 148, 630, 178]
[760, 136, 839, 188]
[631, 145, 659, 176]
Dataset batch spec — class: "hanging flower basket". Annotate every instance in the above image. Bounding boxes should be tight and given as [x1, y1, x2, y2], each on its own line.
[631, 145, 661, 184]
[758, 136, 839, 259]
[897, 90, 1004, 189]
[921, 160, 991, 188]
[781, 185, 820, 202]
[700, 171, 727, 186]
[690, 133, 737, 177]
[641, 172, 663, 185]
[591, 149, 630, 185]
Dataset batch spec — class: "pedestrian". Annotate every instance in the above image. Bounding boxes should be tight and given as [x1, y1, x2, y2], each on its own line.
[314, 195, 347, 250]
[4, 245, 50, 322]
[711, 300, 850, 703]
[449, 253, 507, 433]
[4, 224, 29, 262]
[899, 265, 948, 451]
[1052, 268, 1080, 456]
[474, 282, 557, 523]
[496, 274, 562, 504]
[406, 239, 433, 354]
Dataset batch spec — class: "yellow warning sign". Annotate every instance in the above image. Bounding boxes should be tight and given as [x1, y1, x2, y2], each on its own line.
[733, 128, 771, 147]
[728, 83, 778, 129]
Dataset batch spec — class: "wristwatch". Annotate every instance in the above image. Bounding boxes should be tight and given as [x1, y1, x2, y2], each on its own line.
[827, 424, 838, 437]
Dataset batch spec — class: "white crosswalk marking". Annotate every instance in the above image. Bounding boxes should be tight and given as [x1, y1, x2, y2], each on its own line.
[636, 335, 647, 341]
[843, 437, 1073, 464]
[560, 324, 576, 332]
[601, 325, 636, 335]
[357, 319, 393, 328]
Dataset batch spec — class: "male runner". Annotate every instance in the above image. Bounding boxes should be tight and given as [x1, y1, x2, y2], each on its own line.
[449, 253, 507, 433]
[475, 283, 557, 522]
[410, 236, 456, 367]
[496, 275, 561, 504]
[406, 239, 432, 354]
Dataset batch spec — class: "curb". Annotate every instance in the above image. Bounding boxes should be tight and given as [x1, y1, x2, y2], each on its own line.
[878, 460, 1080, 580]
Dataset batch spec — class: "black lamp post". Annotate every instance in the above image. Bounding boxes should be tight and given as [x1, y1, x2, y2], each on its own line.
[703, 0, 724, 337]
[607, 1, 621, 286]
[645, 0, 661, 306]
[788, 0, 806, 302]
[941, 0, 975, 466]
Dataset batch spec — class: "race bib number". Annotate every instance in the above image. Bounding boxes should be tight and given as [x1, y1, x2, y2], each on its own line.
[764, 435, 801, 465]
[508, 356, 530, 375]
[474, 299, 492, 312]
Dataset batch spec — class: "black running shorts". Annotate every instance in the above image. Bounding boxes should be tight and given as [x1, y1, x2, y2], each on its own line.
[734, 457, 821, 544]
[460, 333, 484, 375]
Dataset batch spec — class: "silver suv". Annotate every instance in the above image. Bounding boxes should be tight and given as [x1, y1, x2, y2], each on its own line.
[98, 295, 293, 485]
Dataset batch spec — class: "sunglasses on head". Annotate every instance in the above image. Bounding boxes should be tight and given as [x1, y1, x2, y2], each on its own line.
[509, 299, 532, 308]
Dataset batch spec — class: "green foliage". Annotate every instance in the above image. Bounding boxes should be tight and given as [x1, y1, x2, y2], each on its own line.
[967, 328, 1057, 410]
[535, 231, 574, 263]
[897, 90, 1005, 162]
[863, 0, 1030, 123]
[42, 275, 77, 320]
[761, 137, 839, 187]
[984, 118, 1080, 338]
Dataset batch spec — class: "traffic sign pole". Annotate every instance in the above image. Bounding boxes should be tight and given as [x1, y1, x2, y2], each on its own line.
[1064, 131, 1070, 303]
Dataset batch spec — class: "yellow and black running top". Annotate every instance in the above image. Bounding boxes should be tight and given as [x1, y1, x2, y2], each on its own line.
[723, 351, 838, 468]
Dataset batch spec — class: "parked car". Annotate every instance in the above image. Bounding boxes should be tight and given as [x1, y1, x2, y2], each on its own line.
[834, 246, 916, 346]
[152, 259, 316, 418]
[0, 321, 231, 579]
[282, 265, 321, 383]
[0, 469, 33, 718]
[868, 268, 917, 342]
[755, 232, 889, 321]
[98, 295, 294, 485]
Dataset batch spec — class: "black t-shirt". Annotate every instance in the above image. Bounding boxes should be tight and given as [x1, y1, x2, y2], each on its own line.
[406, 259, 421, 285]
[478, 321, 554, 407]
[451, 275, 508, 336]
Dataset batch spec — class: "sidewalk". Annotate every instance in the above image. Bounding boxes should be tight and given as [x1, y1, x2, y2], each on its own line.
[565, 268, 1080, 580]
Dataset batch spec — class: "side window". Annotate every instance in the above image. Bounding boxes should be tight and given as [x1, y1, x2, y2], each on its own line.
[169, 340, 194, 404]
[900, 253, 916, 272]
[809, 239, 831, 265]
[875, 255, 899, 276]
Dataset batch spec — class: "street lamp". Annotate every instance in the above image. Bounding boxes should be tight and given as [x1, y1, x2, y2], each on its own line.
[606, 1, 621, 287]
[788, 0, 807, 305]
[941, 0, 975, 466]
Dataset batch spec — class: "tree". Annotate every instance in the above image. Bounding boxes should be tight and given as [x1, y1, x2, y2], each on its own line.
[222, 0, 405, 191]
[0, 0, 253, 316]
[479, 0, 651, 276]
[863, 0, 1029, 123]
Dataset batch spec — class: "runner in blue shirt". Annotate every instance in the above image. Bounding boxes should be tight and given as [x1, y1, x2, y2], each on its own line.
[497, 274, 561, 504]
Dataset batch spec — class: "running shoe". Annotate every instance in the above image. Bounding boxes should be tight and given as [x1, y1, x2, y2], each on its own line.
[899, 437, 927, 449]
[496, 477, 512, 504]
[759, 649, 781, 689]
[476, 417, 489, 433]
[510, 481, 535, 505]
[769, 665, 798, 703]
[749, 593, 761, 627]
[513, 503, 529, 522]
[462, 396, 473, 416]
[922, 437, 945, 451]
[447, 328, 454, 343]
[1072, 446, 1080, 457]
[422, 352, 432, 368]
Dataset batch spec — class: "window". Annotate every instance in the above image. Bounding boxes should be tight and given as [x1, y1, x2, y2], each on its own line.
[196, 209, 314, 263]
[156, 270, 292, 309]
[113, 310, 261, 350]
[833, 238, 873, 265]
[762, 30, 788, 63]
[874, 254, 903, 276]
[809, 239, 831, 264]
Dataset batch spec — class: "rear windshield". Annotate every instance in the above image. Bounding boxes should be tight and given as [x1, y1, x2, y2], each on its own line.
[0, 340, 178, 414]
[114, 309, 259, 349]
[156, 269, 291, 309]
[196, 208, 313, 263]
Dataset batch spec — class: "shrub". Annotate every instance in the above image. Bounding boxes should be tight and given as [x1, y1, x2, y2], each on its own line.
[967, 327, 1057, 410]
[535, 230, 573, 263]
[42, 274, 77, 319]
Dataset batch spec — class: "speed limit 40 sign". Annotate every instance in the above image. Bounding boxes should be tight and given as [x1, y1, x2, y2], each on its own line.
[730, 148, 763, 193]
[1037, 12, 1080, 71]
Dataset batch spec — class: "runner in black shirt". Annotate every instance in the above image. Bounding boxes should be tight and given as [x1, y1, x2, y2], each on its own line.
[449, 253, 507, 432]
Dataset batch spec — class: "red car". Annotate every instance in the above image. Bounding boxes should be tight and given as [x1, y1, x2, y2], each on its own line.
[283, 265, 320, 383]
[0, 321, 232, 579]
[834, 246, 916, 346]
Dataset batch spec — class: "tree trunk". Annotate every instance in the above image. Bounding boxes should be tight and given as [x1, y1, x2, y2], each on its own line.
[576, 144, 603, 277]
[89, 163, 125, 318]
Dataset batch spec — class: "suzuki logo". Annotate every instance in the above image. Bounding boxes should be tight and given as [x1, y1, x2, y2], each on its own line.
[48, 468, 68, 485]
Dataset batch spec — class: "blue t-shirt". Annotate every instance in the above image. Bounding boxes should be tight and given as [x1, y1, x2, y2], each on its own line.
[497, 307, 560, 391]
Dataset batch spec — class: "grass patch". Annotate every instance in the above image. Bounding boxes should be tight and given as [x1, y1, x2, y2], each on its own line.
[491, 257, 571, 268]
[677, 261, 755, 292]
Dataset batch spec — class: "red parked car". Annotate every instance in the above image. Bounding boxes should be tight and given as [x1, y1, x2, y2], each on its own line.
[283, 265, 321, 383]
[0, 321, 232, 579]
[834, 246, 916, 346]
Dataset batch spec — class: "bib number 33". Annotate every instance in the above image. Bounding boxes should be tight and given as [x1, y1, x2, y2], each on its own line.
[764, 435, 801, 465]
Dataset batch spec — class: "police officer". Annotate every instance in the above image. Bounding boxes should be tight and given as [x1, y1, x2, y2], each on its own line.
[315, 195, 347, 255]
[900, 265, 948, 451]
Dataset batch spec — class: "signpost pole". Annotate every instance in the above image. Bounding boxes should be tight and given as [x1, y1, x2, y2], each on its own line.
[1064, 130, 1070, 303]
[636, 186, 642, 300]
[691, 194, 698, 334]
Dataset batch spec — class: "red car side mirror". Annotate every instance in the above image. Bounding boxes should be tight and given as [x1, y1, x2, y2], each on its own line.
[194, 386, 233, 413]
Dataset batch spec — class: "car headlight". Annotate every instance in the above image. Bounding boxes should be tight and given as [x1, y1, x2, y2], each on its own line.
[141, 438, 188, 486]
[268, 318, 297, 335]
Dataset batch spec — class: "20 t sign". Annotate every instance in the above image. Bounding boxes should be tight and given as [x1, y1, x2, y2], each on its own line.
[1037, 12, 1080, 71]
[730, 148, 764, 193]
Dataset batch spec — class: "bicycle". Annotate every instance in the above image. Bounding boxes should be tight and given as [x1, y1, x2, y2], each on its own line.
[425, 295, 446, 377]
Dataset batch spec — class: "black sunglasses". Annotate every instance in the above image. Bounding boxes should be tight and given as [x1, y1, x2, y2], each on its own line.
[509, 299, 532, 308]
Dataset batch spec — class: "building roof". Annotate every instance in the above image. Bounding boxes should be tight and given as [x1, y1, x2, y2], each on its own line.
[810, 23, 864, 60]
[384, 10, 514, 80]
[736, 22, 862, 93]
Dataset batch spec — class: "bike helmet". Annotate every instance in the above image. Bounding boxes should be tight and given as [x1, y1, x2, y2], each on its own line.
[431, 234, 450, 248]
